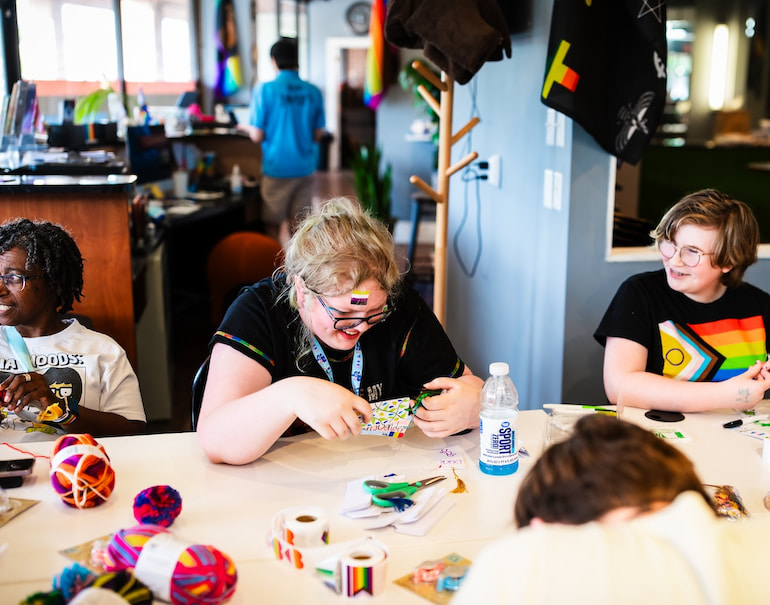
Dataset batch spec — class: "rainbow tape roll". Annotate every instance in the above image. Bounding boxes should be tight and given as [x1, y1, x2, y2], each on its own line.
[334, 540, 388, 598]
[49, 434, 115, 509]
[105, 524, 237, 604]
[270, 506, 329, 569]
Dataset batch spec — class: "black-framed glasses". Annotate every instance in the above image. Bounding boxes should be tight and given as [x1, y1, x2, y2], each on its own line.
[316, 295, 394, 330]
[658, 240, 715, 268]
[0, 273, 44, 291]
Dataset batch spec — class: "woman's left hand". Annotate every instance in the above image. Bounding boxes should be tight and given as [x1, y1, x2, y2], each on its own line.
[412, 374, 482, 438]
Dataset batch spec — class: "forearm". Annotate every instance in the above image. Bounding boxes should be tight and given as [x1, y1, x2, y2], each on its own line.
[196, 376, 319, 465]
[65, 407, 147, 437]
[613, 372, 741, 413]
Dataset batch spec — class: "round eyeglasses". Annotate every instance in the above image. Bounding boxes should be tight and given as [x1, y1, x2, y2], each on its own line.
[316, 295, 394, 330]
[658, 240, 715, 267]
[0, 273, 44, 291]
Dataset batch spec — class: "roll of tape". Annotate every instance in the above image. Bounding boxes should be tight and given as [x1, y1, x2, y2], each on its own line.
[270, 506, 330, 569]
[335, 540, 388, 598]
[283, 507, 329, 548]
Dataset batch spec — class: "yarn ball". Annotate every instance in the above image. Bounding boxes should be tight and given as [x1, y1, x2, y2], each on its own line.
[52, 563, 96, 600]
[133, 485, 182, 527]
[80, 570, 153, 605]
[104, 524, 238, 604]
[49, 434, 115, 509]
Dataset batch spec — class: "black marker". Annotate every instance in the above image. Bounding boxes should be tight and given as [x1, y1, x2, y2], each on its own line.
[723, 414, 770, 429]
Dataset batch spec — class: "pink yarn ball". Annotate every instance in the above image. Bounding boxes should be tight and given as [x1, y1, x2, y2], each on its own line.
[105, 524, 237, 604]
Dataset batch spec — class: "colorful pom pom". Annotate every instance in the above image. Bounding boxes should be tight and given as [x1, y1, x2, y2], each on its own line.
[49, 434, 115, 509]
[133, 485, 182, 527]
[52, 563, 96, 600]
[105, 524, 237, 604]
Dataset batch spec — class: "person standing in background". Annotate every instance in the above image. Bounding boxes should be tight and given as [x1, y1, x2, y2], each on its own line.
[239, 37, 326, 247]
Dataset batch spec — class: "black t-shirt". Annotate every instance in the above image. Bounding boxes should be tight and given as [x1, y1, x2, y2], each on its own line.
[594, 269, 770, 381]
[211, 276, 465, 402]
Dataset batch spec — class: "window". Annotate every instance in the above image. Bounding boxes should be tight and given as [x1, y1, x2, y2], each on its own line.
[15, 0, 193, 100]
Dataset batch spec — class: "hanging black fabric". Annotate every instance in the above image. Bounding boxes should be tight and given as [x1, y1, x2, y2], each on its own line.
[385, 0, 512, 85]
[541, 0, 668, 165]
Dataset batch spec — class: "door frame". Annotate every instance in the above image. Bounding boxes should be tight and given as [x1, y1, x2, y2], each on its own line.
[325, 36, 371, 171]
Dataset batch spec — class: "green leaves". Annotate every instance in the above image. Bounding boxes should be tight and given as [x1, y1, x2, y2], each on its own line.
[350, 144, 392, 223]
[74, 87, 113, 124]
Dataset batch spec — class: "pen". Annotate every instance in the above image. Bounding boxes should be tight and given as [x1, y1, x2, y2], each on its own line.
[723, 414, 770, 429]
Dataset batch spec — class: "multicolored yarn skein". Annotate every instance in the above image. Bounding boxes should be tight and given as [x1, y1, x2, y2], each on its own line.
[133, 485, 182, 527]
[49, 434, 115, 509]
[104, 524, 238, 604]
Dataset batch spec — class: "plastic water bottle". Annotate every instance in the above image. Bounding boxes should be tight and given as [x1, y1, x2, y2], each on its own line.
[479, 362, 519, 475]
[230, 163, 243, 197]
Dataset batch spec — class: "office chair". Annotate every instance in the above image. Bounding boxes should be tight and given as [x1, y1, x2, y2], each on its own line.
[194, 231, 281, 429]
[190, 355, 209, 431]
[206, 231, 283, 326]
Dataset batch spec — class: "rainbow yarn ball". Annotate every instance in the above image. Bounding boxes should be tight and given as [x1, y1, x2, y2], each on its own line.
[105, 524, 238, 604]
[133, 485, 182, 527]
[49, 434, 115, 509]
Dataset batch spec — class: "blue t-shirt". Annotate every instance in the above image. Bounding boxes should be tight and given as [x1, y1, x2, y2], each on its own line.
[249, 70, 325, 178]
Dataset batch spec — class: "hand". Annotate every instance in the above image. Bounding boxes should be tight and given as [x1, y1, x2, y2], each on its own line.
[412, 376, 482, 438]
[0, 372, 58, 413]
[290, 381, 373, 440]
[728, 361, 770, 410]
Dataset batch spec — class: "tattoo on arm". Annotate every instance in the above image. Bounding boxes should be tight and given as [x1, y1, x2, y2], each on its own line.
[736, 388, 751, 403]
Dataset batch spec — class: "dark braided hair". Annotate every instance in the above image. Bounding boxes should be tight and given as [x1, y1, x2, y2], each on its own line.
[0, 218, 84, 313]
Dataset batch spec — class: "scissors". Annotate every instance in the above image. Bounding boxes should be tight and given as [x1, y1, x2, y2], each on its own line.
[364, 476, 446, 507]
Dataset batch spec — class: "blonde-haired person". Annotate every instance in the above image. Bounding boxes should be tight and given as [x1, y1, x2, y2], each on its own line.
[595, 189, 770, 412]
[197, 198, 483, 464]
[452, 415, 770, 605]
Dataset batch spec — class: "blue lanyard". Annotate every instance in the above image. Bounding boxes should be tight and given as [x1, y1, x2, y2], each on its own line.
[311, 338, 363, 396]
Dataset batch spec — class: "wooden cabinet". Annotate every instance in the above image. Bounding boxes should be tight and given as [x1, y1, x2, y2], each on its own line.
[0, 175, 138, 367]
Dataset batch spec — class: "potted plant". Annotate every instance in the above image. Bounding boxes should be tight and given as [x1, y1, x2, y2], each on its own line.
[398, 59, 441, 167]
[350, 143, 394, 229]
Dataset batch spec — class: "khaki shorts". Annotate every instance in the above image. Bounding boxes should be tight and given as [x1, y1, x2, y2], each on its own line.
[260, 174, 314, 226]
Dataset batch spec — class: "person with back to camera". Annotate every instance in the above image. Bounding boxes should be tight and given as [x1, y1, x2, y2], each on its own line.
[0, 219, 146, 441]
[452, 414, 770, 604]
[594, 188, 770, 412]
[238, 36, 326, 248]
[196, 197, 483, 465]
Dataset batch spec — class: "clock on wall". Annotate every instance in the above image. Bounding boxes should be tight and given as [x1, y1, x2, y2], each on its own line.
[346, 2, 371, 36]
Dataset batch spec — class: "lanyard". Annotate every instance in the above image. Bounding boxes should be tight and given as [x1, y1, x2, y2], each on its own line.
[311, 338, 363, 396]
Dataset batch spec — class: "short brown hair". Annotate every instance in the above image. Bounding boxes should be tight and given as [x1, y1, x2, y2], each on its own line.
[514, 415, 714, 527]
[651, 189, 759, 288]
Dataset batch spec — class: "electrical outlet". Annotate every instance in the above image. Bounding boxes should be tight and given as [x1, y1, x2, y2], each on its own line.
[488, 154, 501, 188]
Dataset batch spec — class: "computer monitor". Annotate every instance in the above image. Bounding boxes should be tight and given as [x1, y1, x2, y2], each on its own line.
[125, 124, 176, 185]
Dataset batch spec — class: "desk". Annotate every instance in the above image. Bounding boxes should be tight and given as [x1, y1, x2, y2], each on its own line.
[1, 406, 768, 603]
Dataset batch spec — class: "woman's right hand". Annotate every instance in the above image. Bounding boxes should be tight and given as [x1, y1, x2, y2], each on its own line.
[291, 380, 373, 439]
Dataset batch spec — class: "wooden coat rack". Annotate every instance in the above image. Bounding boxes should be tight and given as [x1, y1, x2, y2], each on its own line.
[407, 61, 479, 326]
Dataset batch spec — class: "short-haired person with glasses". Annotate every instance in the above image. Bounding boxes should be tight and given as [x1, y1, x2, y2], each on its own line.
[595, 189, 770, 412]
[197, 197, 483, 464]
[0, 218, 146, 441]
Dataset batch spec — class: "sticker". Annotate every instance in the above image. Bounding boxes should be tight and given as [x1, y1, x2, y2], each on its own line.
[350, 290, 369, 305]
[437, 446, 465, 469]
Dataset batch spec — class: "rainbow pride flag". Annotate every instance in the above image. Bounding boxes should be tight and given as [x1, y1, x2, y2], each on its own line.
[364, 0, 388, 109]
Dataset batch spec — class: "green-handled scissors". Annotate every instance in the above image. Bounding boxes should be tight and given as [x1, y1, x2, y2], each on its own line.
[364, 476, 446, 507]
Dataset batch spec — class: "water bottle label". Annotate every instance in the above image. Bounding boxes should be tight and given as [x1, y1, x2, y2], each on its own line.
[479, 418, 518, 466]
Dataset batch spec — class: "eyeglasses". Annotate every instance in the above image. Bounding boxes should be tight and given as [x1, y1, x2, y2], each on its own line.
[658, 240, 715, 267]
[316, 295, 394, 330]
[0, 273, 44, 291]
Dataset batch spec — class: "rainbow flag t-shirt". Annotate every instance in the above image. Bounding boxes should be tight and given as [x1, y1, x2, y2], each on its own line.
[659, 316, 766, 382]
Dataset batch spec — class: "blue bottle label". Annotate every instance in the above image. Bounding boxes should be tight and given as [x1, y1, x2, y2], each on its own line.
[479, 417, 518, 475]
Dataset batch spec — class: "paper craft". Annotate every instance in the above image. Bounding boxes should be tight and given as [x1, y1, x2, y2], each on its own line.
[59, 534, 113, 574]
[393, 552, 472, 604]
[0, 497, 38, 529]
[361, 397, 413, 437]
[437, 446, 465, 469]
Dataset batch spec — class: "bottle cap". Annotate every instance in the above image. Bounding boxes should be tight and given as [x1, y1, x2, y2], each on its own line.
[489, 362, 509, 376]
